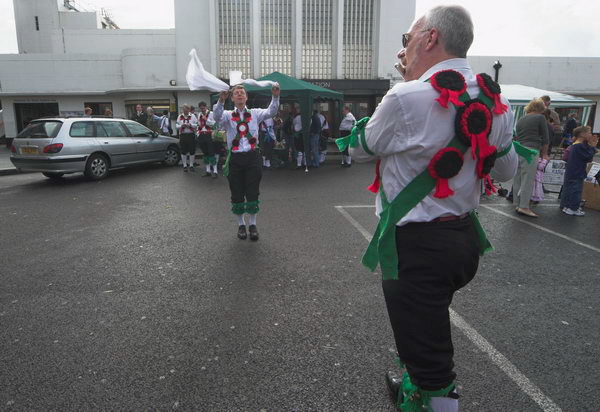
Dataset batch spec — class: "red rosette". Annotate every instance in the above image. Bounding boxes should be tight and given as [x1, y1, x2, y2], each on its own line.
[231, 111, 240, 121]
[455, 99, 494, 160]
[430, 70, 467, 108]
[428, 147, 464, 199]
[476, 148, 498, 196]
[237, 122, 249, 137]
[476, 73, 508, 115]
[248, 137, 257, 145]
[232, 137, 240, 151]
[243, 111, 252, 121]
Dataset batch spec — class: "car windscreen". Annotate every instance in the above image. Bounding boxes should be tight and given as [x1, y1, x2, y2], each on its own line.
[16, 121, 63, 139]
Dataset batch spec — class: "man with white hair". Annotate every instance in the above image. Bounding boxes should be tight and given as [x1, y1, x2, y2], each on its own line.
[176, 104, 199, 172]
[350, 6, 518, 411]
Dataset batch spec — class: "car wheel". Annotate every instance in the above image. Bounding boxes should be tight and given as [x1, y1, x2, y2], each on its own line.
[163, 145, 180, 167]
[84, 153, 109, 180]
[42, 172, 64, 179]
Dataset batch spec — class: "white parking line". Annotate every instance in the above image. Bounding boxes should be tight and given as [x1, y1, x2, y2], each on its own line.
[336, 205, 562, 412]
[480, 204, 600, 254]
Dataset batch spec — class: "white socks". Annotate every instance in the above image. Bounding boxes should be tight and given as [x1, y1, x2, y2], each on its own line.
[346, 155, 352, 165]
[237, 214, 257, 226]
[263, 157, 271, 168]
[206, 164, 211, 173]
[429, 396, 458, 412]
[182, 155, 188, 167]
[189, 154, 195, 166]
[212, 164, 218, 173]
[297, 152, 304, 167]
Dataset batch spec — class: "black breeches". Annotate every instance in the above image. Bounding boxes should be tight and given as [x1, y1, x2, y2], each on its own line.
[382, 217, 479, 390]
[227, 151, 262, 203]
[197, 133, 215, 158]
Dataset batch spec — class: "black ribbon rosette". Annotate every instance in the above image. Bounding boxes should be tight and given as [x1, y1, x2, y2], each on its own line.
[430, 70, 467, 108]
[476, 73, 508, 115]
[428, 147, 464, 199]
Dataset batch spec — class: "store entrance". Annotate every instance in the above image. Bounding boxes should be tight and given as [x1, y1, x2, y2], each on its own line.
[14, 103, 59, 133]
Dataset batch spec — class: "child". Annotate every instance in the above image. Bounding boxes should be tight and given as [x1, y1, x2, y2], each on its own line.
[561, 126, 599, 216]
[531, 156, 548, 203]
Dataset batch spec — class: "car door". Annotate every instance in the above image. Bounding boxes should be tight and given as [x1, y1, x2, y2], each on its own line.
[94, 121, 138, 166]
[123, 121, 164, 162]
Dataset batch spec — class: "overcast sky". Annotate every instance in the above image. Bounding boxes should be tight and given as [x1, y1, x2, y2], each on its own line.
[1, 0, 599, 57]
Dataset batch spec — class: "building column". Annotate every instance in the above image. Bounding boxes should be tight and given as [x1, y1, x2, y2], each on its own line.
[209, 0, 218, 75]
[251, 0, 261, 78]
[292, 0, 302, 78]
[333, 0, 344, 79]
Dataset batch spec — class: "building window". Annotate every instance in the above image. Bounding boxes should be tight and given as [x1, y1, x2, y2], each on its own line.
[217, 0, 252, 79]
[260, 0, 293, 76]
[302, 0, 333, 79]
[34, 16, 39, 31]
[343, 0, 374, 79]
[84, 102, 113, 117]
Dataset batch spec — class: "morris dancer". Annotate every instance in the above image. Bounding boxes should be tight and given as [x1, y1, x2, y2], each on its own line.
[348, 6, 517, 411]
[213, 84, 280, 241]
[197, 101, 218, 178]
[176, 104, 198, 172]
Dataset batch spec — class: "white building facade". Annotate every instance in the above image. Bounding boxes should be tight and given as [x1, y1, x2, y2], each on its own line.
[0, 0, 598, 139]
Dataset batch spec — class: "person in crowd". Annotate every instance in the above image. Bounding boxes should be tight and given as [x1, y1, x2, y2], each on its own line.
[213, 83, 280, 241]
[540, 95, 561, 151]
[145, 107, 161, 133]
[308, 109, 322, 168]
[543, 109, 556, 155]
[282, 111, 296, 164]
[84, 107, 93, 117]
[176, 104, 198, 172]
[350, 5, 517, 411]
[159, 111, 171, 135]
[531, 155, 548, 204]
[259, 118, 276, 169]
[318, 111, 329, 164]
[513, 98, 549, 217]
[339, 106, 356, 167]
[561, 126, 598, 216]
[131, 104, 147, 124]
[563, 112, 578, 146]
[197, 101, 218, 178]
[293, 109, 305, 169]
[104, 108, 113, 118]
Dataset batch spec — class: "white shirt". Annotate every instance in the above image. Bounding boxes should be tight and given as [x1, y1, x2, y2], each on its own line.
[340, 112, 356, 131]
[197, 110, 215, 133]
[293, 114, 302, 132]
[175, 113, 198, 134]
[318, 113, 329, 130]
[213, 96, 279, 151]
[351, 58, 518, 225]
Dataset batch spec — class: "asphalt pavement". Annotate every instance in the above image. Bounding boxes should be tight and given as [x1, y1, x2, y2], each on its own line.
[1, 161, 599, 411]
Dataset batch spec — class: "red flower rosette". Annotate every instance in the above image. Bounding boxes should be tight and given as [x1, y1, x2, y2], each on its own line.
[244, 111, 252, 121]
[236, 122, 249, 138]
[428, 147, 464, 199]
[231, 111, 240, 121]
[248, 137, 257, 150]
[232, 137, 240, 152]
[476, 148, 498, 196]
[476, 73, 508, 115]
[430, 70, 467, 109]
[455, 99, 494, 160]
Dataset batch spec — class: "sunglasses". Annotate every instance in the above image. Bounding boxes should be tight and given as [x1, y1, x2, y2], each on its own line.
[402, 29, 431, 48]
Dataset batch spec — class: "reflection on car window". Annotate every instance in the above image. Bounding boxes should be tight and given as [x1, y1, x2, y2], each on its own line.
[17, 121, 63, 138]
[124, 121, 153, 137]
[97, 121, 128, 137]
[70, 121, 95, 137]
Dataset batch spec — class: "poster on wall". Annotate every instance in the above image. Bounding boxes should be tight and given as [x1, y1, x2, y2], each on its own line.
[585, 162, 600, 184]
[543, 159, 566, 186]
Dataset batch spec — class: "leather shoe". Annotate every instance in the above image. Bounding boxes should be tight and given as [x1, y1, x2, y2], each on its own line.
[385, 371, 403, 405]
[237, 225, 247, 240]
[516, 207, 538, 217]
[249, 225, 259, 241]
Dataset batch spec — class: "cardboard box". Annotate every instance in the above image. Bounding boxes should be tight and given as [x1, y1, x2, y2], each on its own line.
[583, 162, 600, 211]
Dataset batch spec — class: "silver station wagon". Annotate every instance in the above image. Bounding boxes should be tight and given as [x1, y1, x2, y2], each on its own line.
[10, 117, 181, 180]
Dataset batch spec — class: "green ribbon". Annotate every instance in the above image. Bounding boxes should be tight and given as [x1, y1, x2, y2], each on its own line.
[223, 148, 232, 177]
[204, 155, 217, 166]
[245, 200, 260, 214]
[335, 117, 371, 153]
[399, 372, 455, 412]
[513, 141, 539, 164]
[362, 89, 494, 280]
[231, 202, 245, 215]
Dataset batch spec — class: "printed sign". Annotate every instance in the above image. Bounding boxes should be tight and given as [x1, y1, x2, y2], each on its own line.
[542, 159, 566, 185]
[585, 162, 600, 184]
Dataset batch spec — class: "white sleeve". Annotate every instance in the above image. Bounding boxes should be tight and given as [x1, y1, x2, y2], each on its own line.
[190, 114, 199, 128]
[213, 101, 224, 123]
[175, 115, 183, 130]
[206, 111, 216, 127]
[254, 96, 280, 124]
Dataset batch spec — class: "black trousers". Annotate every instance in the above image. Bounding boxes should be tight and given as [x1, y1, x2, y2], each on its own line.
[227, 150, 262, 204]
[179, 133, 196, 155]
[340, 130, 351, 156]
[382, 216, 479, 390]
[197, 133, 215, 159]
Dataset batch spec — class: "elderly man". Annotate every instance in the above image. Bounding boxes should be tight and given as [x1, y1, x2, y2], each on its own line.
[350, 6, 518, 411]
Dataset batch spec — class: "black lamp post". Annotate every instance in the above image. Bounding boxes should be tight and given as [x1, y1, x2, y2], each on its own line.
[493, 60, 502, 83]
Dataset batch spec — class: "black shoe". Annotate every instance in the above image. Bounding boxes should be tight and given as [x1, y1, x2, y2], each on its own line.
[212, 172, 218, 178]
[237, 225, 247, 240]
[385, 371, 403, 406]
[249, 225, 259, 241]
[183, 166, 188, 172]
[203, 172, 211, 177]
[189, 166, 195, 172]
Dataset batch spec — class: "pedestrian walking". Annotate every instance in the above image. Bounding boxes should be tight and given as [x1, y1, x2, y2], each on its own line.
[197, 101, 218, 178]
[339, 106, 355, 167]
[213, 83, 280, 241]
[350, 5, 517, 411]
[159, 111, 171, 135]
[176, 104, 198, 172]
[561, 126, 598, 216]
[293, 110, 305, 169]
[513, 98, 549, 217]
[309, 110, 322, 168]
[259, 118, 276, 169]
